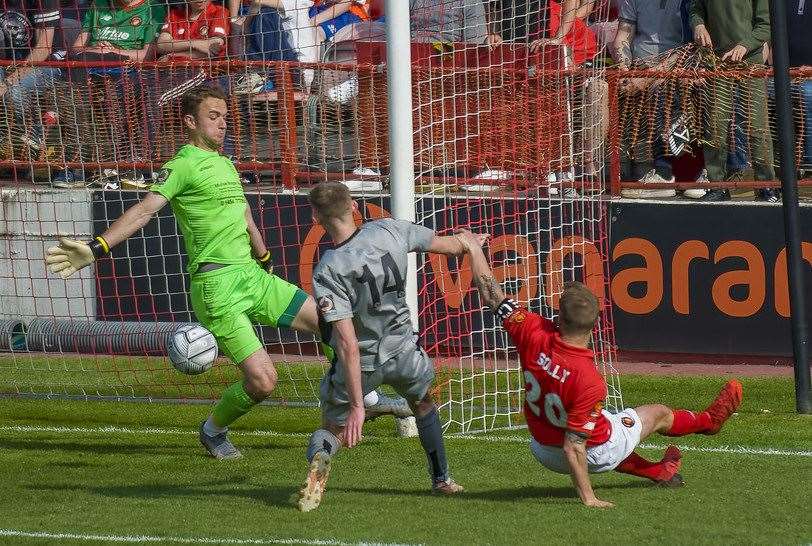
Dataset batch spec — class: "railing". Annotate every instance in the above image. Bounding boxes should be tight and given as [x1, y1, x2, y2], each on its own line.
[607, 65, 812, 196]
[1, 52, 809, 196]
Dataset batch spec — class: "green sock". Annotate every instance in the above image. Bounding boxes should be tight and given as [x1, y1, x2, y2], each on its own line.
[212, 382, 258, 428]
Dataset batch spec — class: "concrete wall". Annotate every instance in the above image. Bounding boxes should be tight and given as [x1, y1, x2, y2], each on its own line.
[0, 187, 96, 321]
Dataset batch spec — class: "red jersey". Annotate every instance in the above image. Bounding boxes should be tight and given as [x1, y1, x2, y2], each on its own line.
[547, 0, 597, 66]
[499, 300, 611, 447]
[161, 3, 230, 58]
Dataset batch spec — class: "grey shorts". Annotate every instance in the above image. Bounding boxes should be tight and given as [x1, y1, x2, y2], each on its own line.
[319, 343, 435, 425]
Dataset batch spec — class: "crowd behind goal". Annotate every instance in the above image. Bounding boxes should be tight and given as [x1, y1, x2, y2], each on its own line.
[0, 0, 809, 199]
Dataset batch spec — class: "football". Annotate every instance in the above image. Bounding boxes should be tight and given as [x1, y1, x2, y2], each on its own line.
[167, 324, 218, 375]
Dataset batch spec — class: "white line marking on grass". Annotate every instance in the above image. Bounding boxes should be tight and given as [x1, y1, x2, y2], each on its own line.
[0, 424, 309, 438]
[448, 432, 812, 457]
[0, 529, 415, 546]
[3, 424, 810, 458]
[637, 443, 812, 458]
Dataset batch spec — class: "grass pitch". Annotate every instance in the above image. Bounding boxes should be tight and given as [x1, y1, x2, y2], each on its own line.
[0, 375, 809, 545]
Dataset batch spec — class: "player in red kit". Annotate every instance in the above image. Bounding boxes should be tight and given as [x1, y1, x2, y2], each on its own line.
[455, 230, 743, 508]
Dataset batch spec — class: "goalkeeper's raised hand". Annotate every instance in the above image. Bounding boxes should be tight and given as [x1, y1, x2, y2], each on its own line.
[45, 238, 100, 279]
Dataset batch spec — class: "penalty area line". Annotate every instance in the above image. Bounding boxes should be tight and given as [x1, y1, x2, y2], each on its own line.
[2, 424, 810, 458]
[0, 529, 417, 546]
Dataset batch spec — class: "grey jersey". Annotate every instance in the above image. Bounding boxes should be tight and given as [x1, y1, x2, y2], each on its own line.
[313, 218, 435, 371]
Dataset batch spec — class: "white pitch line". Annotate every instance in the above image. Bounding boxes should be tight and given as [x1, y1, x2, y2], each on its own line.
[1, 424, 809, 458]
[638, 443, 812, 458]
[448, 432, 812, 458]
[0, 424, 309, 438]
[0, 529, 416, 546]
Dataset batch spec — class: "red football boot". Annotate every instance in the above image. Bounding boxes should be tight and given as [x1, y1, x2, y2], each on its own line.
[654, 445, 685, 487]
[702, 379, 743, 435]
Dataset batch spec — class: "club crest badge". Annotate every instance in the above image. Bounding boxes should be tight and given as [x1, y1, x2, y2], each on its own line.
[509, 310, 526, 324]
[154, 168, 171, 185]
[318, 296, 334, 313]
[621, 416, 636, 428]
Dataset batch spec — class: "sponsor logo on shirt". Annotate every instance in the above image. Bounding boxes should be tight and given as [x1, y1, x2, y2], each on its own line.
[98, 27, 132, 42]
[198, 25, 208, 37]
[318, 296, 334, 313]
[130, 16, 142, 27]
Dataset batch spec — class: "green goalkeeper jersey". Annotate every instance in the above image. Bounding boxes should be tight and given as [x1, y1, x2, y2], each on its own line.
[150, 144, 253, 275]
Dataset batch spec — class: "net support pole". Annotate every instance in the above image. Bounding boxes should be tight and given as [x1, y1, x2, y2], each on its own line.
[384, 1, 419, 327]
[769, 0, 811, 414]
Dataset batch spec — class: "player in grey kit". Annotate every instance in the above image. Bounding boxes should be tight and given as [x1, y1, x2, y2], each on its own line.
[295, 182, 487, 511]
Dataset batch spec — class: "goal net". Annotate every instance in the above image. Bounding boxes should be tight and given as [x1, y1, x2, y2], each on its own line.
[0, 0, 621, 432]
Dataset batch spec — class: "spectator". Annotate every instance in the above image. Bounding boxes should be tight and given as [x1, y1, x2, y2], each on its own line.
[154, 0, 230, 131]
[488, 0, 545, 43]
[74, 0, 165, 62]
[787, 0, 812, 175]
[587, 0, 620, 61]
[157, 0, 230, 60]
[0, 1, 73, 153]
[691, 0, 776, 201]
[410, 0, 498, 45]
[60, 0, 166, 185]
[228, 0, 297, 76]
[613, 0, 691, 199]
[488, 0, 578, 49]
[546, 0, 596, 65]
[548, 0, 602, 185]
[309, 0, 369, 44]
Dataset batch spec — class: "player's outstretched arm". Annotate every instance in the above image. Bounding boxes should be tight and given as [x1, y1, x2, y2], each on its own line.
[45, 192, 168, 279]
[456, 232, 505, 312]
[332, 318, 365, 448]
[426, 231, 489, 257]
[562, 431, 614, 508]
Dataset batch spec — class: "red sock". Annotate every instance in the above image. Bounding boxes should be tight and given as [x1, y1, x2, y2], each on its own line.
[615, 452, 670, 481]
[664, 409, 712, 436]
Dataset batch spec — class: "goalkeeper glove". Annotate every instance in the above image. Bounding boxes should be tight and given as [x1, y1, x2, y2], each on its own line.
[45, 236, 109, 279]
[257, 250, 273, 274]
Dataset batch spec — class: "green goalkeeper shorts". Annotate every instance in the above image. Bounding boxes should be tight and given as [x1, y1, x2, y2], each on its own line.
[190, 262, 308, 364]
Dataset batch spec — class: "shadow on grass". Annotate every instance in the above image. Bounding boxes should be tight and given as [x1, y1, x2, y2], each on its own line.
[27, 476, 661, 513]
[29, 478, 300, 508]
[1, 438, 293, 456]
[333, 480, 652, 502]
[2, 438, 180, 456]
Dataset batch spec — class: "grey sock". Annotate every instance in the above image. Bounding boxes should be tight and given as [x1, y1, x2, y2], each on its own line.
[306, 429, 340, 463]
[416, 407, 449, 483]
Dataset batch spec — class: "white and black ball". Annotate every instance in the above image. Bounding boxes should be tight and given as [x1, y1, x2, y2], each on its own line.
[167, 324, 218, 375]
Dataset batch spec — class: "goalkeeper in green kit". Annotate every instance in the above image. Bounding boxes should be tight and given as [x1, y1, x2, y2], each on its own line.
[45, 86, 410, 459]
